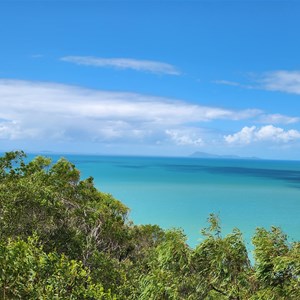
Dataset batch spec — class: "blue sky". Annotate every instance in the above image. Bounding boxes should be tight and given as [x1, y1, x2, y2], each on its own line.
[1, 1, 300, 159]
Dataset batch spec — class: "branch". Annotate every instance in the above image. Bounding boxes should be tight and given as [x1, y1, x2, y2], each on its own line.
[210, 284, 228, 297]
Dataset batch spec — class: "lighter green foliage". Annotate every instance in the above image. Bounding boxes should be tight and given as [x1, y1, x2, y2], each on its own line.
[139, 229, 193, 300]
[193, 215, 253, 299]
[0, 236, 114, 299]
[252, 227, 300, 299]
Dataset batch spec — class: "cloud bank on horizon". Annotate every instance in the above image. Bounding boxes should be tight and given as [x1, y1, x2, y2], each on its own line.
[0, 79, 257, 141]
[0, 78, 299, 158]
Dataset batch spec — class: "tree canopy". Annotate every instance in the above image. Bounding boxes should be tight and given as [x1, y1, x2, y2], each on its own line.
[0, 151, 299, 299]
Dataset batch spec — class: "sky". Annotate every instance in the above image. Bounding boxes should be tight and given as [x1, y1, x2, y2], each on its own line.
[1, 0, 300, 159]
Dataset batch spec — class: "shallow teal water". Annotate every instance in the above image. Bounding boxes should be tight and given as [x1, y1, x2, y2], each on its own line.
[36, 155, 300, 248]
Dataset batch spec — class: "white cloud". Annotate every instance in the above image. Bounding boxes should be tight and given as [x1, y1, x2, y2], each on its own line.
[214, 70, 300, 95]
[0, 79, 264, 145]
[165, 129, 204, 146]
[256, 125, 300, 142]
[213, 80, 242, 87]
[0, 120, 41, 140]
[258, 114, 299, 124]
[224, 125, 300, 145]
[261, 70, 300, 94]
[0, 120, 21, 139]
[224, 126, 256, 145]
[61, 56, 181, 75]
[4, 79, 298, 152]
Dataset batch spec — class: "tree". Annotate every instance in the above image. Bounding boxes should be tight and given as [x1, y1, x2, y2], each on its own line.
[192, 214, 253, 299]
[0, 236, 114, 299]
[252, 227, 300, 299]
[0, 151, 131, 262]
[138, 229, 193, 299]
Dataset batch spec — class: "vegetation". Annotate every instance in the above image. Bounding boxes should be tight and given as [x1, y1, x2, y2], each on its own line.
[0, 151, 299, 299]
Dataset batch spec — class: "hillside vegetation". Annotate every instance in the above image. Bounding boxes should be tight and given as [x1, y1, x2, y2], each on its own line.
[0, 151, 299, 299]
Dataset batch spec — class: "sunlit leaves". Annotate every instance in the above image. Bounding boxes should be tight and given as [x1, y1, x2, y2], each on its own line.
[0, 236, 114, 299]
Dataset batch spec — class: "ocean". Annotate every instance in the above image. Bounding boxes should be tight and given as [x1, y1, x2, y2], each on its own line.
[32, 154, 300, 248]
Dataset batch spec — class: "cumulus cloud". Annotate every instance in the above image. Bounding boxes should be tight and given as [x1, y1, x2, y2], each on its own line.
[224, 125, 300, 145]
[0, 120, 23, 140]
[165, 129, 204, 146]
[224, 126, 256, 145]
[0, 79, 264, 145]
[61, 56, 181, 75]
[0, 120, 41, 140]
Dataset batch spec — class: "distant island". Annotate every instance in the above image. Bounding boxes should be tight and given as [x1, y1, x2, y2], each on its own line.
[190, 151, 260, 160]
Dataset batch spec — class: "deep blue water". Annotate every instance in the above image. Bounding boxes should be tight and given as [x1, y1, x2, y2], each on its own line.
[30, 154, 300, 248]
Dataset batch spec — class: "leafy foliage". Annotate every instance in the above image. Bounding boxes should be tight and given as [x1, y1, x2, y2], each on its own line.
[0, 151, 299, 299]
[0, 151, 130, 262]
[252, 227, 300, 299]
[0, 236, 114, 299]
[192, 214, 253, 299]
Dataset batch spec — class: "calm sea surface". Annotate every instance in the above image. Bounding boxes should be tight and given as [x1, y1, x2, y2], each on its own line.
[34, 155, 300, 248]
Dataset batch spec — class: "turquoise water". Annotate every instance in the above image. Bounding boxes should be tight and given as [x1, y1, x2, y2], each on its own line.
[34, 155, 300, 248]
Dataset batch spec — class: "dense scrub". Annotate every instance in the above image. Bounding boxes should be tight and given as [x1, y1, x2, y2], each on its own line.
[0, 151, 299, 299]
